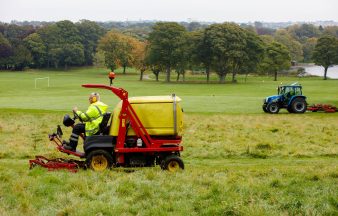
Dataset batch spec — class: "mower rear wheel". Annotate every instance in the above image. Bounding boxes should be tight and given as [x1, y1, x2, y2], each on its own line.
[86, 150, 113, 171]
[291, 98, 307, 113]
[267, 102, 279, 114]
[161, 155, 184, 172]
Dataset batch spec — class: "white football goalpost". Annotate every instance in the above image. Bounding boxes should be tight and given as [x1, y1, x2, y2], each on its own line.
[34, 77, 50, 89]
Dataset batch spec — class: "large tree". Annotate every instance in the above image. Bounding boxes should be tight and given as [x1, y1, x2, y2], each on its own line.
[0, 24, 35, 70]
[131, 40, 147, 81]
[204, 23, 247, 83]
[189, 30, 213, 82]
[174, 32, 191, 82]
[23, 33, 46, 67]
[9, 44, 32, 70]
[0, 33, 12, 69]
[54, 20, 85, 69]
[288, 24, 321, 42]
[312, 35, 338, 80]
[274, 29, 303, 62]
[323, 26, 338, 37]
[260, 41, 291, 81]
[144, 45, 163, 82]
[147, 22, 187, 82]
[236, 30, 265, 81]
[0, 33, 12, 58]
[302, 37, 317, 63]
[98, 30, 139, 73]
[76, 20, 105, 65]
[37, 20, 85, 69]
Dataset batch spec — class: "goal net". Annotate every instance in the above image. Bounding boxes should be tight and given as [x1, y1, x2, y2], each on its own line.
[35, 77, 50, 89]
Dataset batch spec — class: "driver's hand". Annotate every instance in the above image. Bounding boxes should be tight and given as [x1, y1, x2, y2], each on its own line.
[73, 107, 78, 112]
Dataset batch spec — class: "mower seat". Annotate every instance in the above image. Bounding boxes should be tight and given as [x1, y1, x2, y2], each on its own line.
[99, 112, 112, 135]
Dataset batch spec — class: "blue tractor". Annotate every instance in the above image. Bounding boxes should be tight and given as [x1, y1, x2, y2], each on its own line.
[262, 83, 307, 114]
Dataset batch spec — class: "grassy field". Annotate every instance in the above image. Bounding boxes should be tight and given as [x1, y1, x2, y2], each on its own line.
[0, 67, 337, 215]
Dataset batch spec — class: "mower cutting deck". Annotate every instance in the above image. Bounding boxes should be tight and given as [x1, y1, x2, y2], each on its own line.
[307, 104, 337, 113]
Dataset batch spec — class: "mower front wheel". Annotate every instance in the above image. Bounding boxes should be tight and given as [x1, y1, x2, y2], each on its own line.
[161, 155, 184, 172]
[86, 150, 113, 171]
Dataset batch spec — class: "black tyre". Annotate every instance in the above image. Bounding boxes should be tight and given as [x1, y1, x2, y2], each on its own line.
[262, 105, 268, 113]
[161, 155, 184, 172]
[287, 107, 293, 113]
[86, 150, 113, 171]
[267, 102, 280, 114]
[291, 98, 307, 113]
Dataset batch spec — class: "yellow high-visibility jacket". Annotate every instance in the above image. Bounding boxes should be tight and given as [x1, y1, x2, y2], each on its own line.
[76, 101, 108, 136]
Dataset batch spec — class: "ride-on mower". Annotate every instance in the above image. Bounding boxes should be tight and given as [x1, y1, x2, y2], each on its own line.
[30, 73, 184, 172]
[262, 83, 307, 114]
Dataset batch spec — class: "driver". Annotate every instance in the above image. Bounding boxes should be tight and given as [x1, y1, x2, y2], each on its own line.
[63, 92, 108, 151]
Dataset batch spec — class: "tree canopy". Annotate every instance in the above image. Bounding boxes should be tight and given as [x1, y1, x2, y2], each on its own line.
[259, 41, 291, 81]
[98, 30, 145, 73]
[0, 20, 337, 83]
[312, 35, 338, 80]
[147, 22, 187, 82]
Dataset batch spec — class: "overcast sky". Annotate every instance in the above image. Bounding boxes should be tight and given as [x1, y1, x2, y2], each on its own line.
[0, 0, 337, 23]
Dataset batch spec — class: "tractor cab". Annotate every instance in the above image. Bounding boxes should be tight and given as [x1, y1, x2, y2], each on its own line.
[263, 83, 307, 114]
[278, 85, 303, 105]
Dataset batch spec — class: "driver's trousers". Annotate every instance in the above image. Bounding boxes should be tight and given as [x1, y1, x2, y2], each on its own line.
[69, 123, 85, 149]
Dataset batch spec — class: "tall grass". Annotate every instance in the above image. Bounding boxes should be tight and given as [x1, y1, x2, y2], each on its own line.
[0, 110, 337, 215]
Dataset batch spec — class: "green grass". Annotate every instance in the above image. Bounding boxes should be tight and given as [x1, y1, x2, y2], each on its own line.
[0, 67, 337, 113]
[0, 67, 337, 215]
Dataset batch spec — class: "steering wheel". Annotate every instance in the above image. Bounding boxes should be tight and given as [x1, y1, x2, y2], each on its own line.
[73, 110, 83, 123]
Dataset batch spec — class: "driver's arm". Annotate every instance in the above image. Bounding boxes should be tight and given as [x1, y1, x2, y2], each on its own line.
[76, 106, 95, 122]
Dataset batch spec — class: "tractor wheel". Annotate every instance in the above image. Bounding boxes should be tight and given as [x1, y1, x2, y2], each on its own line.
[262, 105, 268, 113]
[291, 98, 307, 113]
[86, 150, 113, 171]
[161, 155, 184, 172]
[287, 107, 293, 113]
[267, 102, 279, 114]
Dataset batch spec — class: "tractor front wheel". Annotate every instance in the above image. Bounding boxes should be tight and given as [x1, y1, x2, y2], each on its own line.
[262, 105, 268, 113]
[267, 102, 280, 114]
[86, 150, 113, 171]
[291, 98, 307, 113]
[161, 155, 184, 172]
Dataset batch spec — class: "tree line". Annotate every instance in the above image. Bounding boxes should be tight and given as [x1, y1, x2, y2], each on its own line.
[0, 20, 337, 81]
[0, 20, 105, 70]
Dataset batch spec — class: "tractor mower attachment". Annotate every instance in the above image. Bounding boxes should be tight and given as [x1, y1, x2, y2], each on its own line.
[307, 104, 337, 113]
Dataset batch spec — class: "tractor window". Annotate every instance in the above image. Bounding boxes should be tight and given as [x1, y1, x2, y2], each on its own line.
[283, 87, 295, 98]
[284, 87, 292, 94]
[294, 87, 302, 95]
[279, 87, 285, 95]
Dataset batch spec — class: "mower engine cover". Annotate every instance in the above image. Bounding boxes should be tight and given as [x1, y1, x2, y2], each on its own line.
[63, 114, 75, 127]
